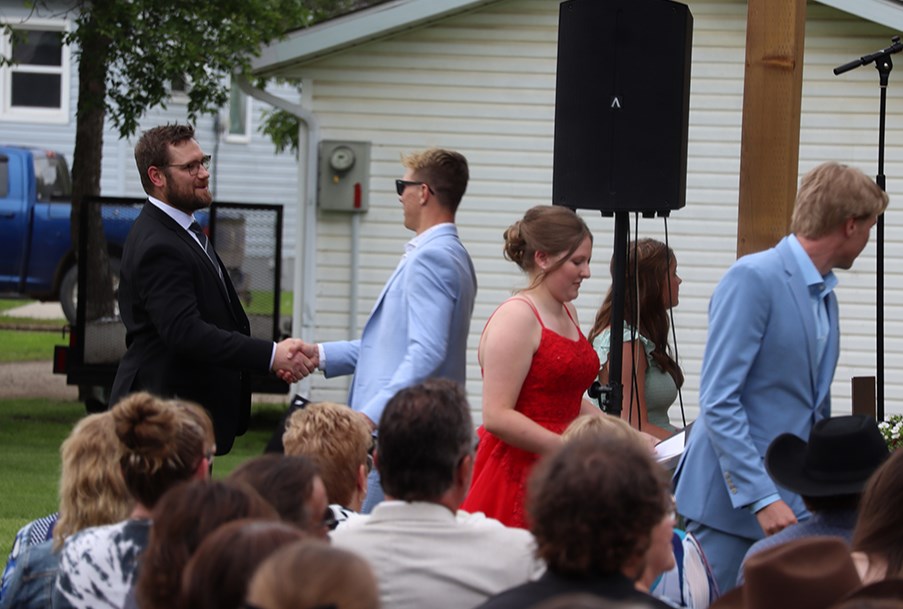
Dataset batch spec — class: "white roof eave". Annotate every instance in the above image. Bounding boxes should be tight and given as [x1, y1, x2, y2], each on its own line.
[251, 0, 500, 77]
[816, 0, 903, 32]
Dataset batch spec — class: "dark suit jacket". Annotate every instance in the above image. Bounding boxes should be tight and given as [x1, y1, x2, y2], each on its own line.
[110, 201, 272, 454]
[474, 570, 673, 609]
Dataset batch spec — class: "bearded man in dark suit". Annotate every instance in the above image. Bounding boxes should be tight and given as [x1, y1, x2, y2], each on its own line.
[110, 124, 312, 454]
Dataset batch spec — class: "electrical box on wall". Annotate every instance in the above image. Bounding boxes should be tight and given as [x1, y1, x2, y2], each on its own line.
[317, 140, 370, 212]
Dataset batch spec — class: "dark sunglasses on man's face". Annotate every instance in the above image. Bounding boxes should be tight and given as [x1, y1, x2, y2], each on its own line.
[395, 179, 434, 196]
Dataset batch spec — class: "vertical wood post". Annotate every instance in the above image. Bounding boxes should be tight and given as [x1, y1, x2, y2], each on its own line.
[736, 0, 807, 257]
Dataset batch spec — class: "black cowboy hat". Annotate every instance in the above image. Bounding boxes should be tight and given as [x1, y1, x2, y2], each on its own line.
[765, 415, 889, 497]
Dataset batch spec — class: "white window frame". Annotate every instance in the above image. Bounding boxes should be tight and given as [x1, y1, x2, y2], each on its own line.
[0, 19, 70, 124]
[225, 75, 252, 144]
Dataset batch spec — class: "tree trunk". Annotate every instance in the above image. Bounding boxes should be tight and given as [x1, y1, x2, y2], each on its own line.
[70, 5, 113, 322]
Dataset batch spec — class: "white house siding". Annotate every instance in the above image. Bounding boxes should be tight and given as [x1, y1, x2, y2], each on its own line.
[276, 0, 903, 424]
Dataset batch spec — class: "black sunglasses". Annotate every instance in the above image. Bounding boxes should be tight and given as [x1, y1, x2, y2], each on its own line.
[395, 179, 435, 196]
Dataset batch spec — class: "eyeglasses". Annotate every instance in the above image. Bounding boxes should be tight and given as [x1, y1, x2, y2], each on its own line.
[395, 179, 435, 196]
[165, 154, 211, 176]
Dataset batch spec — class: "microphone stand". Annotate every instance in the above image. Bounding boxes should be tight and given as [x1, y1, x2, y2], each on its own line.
[834, 36, 902, 421]
[591, 211, 629, 416]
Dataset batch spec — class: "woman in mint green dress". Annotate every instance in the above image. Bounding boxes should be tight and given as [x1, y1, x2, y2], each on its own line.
[588, 239, 683, 440]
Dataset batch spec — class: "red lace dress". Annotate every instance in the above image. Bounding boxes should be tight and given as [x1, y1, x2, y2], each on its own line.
[461, 298, 600, 528]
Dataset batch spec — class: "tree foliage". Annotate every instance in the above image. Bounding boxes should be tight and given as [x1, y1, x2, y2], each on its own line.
[65, 0, 318, 140]
[258, 0, 389, 157]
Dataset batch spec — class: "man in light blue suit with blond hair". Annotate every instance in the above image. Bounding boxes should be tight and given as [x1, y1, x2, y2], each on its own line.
[673, 162, 888, 594]
[300, 148, 477, 513]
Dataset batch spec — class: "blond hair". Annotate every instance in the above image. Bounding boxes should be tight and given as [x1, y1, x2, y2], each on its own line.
[283, 403, 371, 507]
[562, 413, 647, 451]
[54, 413, 133, 549]
[791, 162, 888, 238]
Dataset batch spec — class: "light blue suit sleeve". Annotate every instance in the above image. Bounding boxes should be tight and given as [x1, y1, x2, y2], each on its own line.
[357, 247, 463, 424]
[699, 262, 780, 510]
[321, 339, 361, 378]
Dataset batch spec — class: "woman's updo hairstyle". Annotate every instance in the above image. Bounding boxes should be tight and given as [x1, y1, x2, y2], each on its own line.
[504, 205, 592, 288]
[112, 392, 206, 509]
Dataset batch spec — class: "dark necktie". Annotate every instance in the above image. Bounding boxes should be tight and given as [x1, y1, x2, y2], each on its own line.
[188, 221, 227, 288]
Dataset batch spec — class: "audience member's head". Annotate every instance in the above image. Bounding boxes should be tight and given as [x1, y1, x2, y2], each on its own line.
[560, 414, 674, 589]
[282, 402, 372, 511]
[245, 539, 380, 609]
[227, 454, 329, 538]
[562, 413, 647, 448]
[766, 414, 888, 515]
[853, 447, 903, 581]
[712, 537, 868, 609]
[528, 436, 671, 580]
[168, 398, 216, 461]
[136, 479, 279, 609]
[530, 596, 656, 609]
[830, 579, 903, 609]
[376, 378, 473, 505]
[112, 392, 209, 510]
[178, 519, 305, 609]
[53, 412, 132, 550]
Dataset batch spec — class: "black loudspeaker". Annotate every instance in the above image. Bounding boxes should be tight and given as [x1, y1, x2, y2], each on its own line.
[553, 0, 693, 216]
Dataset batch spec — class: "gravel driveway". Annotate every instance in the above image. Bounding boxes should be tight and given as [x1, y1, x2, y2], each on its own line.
[0, 360, 78, 400]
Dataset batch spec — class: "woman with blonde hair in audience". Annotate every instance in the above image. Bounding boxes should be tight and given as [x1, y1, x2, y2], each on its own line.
[852, 448, 903, 584]
[179, 519, 306, 609]
[245, 539, 380, 609]
[0, 412, 131, 609]
[462, 205, 600, 528]
[53, 392, 211, 609]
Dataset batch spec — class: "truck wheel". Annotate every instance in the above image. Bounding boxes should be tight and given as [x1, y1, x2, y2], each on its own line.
[59, 266, 78, 323]
[59, 258, 122, 324]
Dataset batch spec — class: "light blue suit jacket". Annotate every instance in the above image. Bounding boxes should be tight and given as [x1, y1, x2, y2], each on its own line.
[674, 237, 839, 540]
[321, 224, 477, 424]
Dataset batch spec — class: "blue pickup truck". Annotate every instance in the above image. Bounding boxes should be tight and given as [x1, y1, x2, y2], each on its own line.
[0, 146, 138, 322]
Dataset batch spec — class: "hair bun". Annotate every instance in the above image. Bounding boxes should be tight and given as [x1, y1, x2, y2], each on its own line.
[503, 221, 527, 265]
[113, 392, 174, 455]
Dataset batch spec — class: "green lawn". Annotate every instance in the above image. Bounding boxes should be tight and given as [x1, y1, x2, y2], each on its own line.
[0, 398, 286, 562]
[0, 330, 66, 362]
[243, 290, 293, 317]
[0, 302, 291, 563]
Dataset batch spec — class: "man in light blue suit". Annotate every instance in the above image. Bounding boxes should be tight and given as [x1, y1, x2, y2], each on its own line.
[305, 148, 477, 512]
[673, 162, 888, 594]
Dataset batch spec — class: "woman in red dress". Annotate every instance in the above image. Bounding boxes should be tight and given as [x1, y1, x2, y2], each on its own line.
[461, 205, 601, 528]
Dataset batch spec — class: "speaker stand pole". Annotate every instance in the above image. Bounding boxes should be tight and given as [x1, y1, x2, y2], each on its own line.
[834, 36, 902, 421]
[602, 211, 630, 417]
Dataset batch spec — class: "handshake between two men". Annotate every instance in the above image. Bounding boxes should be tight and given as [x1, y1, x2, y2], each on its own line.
[272, 339, 320, 384]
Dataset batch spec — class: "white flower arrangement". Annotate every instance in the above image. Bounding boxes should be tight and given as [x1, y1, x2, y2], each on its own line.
[878, 414, 903, 452]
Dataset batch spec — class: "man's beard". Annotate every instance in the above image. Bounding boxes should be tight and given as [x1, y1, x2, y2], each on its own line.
[165, 182, 212, 213]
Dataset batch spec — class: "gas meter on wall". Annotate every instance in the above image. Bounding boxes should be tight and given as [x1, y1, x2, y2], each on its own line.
[318, 141, 370, 212]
